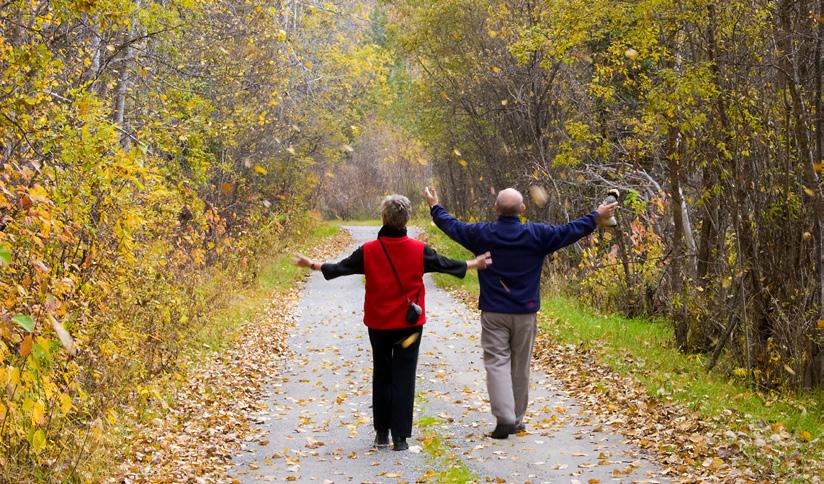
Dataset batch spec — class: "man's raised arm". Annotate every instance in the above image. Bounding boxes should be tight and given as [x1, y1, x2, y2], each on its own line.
[538, 202, 618, 252]
[425, 186, 482, 254]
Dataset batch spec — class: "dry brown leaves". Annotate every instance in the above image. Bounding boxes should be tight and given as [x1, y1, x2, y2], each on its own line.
[531, 334, 822, 483]
[115, 230, 351, 483]
[446, 286, 822, 482]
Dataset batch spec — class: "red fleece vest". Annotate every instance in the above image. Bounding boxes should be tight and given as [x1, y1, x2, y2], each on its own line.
[363, 236, 426, 330]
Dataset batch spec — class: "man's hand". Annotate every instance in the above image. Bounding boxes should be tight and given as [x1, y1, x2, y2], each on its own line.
[424, 186, 439, 207]
[292, 254, 317, 270]
[467, 251, 492, 270]
[595, 202, 618, 227]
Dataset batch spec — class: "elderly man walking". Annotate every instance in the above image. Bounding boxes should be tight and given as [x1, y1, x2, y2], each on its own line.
[425, 186, 617, 438]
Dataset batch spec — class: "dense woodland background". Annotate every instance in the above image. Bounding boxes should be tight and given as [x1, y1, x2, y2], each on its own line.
[1, 0, 823, 479]
[384, 0, 824, 391]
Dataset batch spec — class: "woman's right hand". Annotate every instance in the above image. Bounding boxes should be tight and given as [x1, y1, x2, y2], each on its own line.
[292, 254, 315, 269]
[468, 251, 493, 270]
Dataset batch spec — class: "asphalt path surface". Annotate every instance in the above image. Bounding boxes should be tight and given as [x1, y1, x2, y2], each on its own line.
[232, 226, 662, 483]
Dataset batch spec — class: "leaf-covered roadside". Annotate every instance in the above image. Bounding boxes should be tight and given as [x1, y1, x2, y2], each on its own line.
[116, 229, 351, 483]
[443, 284, 821, 481]
[0, 0, 390, 478]
[532, 330, 823, 482]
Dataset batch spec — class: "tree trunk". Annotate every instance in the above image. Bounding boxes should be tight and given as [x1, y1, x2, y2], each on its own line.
[667, 125, 689, 349]
[678, 185, 698, 274]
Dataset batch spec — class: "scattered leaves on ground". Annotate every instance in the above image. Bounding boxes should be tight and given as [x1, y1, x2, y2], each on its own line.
[446, 286, 822, 482]
[116, 231, 351, 483]
[532, 333, 822, 482]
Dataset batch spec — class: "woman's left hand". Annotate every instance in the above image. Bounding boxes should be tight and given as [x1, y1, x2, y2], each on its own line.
[468, 251, 493, 270]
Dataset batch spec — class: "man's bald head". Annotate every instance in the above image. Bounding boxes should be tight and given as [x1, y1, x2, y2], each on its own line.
[495, 188, 525, 217]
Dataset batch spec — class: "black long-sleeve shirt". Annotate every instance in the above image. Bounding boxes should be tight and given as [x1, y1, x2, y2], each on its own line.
[320, 226, 467, 280]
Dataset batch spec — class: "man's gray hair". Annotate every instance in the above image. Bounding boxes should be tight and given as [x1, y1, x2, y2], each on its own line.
[381, 194, 412, 229]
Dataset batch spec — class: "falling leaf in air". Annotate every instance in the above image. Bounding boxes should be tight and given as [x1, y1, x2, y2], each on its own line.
[529, 186, 549, 207]
[51, 316, 76, 356]
[401, 332, 419, 349]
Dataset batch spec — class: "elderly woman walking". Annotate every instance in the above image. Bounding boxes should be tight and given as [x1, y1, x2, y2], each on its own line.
[293, 195, 491, 451]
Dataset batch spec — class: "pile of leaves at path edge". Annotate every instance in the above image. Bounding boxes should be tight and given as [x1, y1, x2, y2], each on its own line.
[116, 230, 352, 483]
[447, 287, 821, 483]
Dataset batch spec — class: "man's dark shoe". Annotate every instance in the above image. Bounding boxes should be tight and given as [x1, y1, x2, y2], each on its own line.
[489, 422, 517, 439]
[513, 422, 526, 434]
[392, 438, 409, 451]
[374, 430, 389, 449]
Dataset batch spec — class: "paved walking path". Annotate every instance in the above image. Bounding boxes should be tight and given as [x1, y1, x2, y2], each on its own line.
[231, 226, 663, 483]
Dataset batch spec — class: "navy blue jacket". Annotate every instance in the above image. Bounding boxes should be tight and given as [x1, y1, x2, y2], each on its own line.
[430, 204, 598, 314]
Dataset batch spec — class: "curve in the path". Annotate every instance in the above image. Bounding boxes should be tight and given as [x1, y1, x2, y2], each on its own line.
[231, 226, 663, 483]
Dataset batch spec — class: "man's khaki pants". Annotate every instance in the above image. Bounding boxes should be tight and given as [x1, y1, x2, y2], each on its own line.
[480, 311, 538, 426]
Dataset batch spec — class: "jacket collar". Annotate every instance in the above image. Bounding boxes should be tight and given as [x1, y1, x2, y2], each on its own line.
[497, 215, 521, 224]
[378, 225, 407, 238]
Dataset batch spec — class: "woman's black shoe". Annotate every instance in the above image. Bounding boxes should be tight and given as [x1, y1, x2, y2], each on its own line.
[489, 422, 516, 439]
[392, 438, 409, 451]
[374, 430, 390, 448]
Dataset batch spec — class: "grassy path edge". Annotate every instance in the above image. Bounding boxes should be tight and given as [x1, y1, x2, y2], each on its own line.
[420, 222, 823, 480]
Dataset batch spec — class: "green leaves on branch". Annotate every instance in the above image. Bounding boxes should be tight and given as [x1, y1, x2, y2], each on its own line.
[12, 314, 35, 333]
[0, 245, 10, 266]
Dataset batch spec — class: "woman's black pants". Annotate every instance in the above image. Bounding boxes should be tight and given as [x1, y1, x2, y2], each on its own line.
[367, 326, 422, 440]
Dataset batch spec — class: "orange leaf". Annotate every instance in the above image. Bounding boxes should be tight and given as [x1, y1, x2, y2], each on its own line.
[19, 335, 33, 357]
[19, 194, 32, 209]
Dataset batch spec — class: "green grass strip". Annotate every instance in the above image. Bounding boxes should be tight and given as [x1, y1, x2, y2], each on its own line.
[422, 224, 824, 444]
[540, 295, 824, 440]
[416, 413, 477, 482]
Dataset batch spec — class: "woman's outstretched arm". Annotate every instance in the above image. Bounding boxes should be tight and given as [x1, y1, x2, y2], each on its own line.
[423, 246, 492, 278]
[292, 246, 364, 279]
